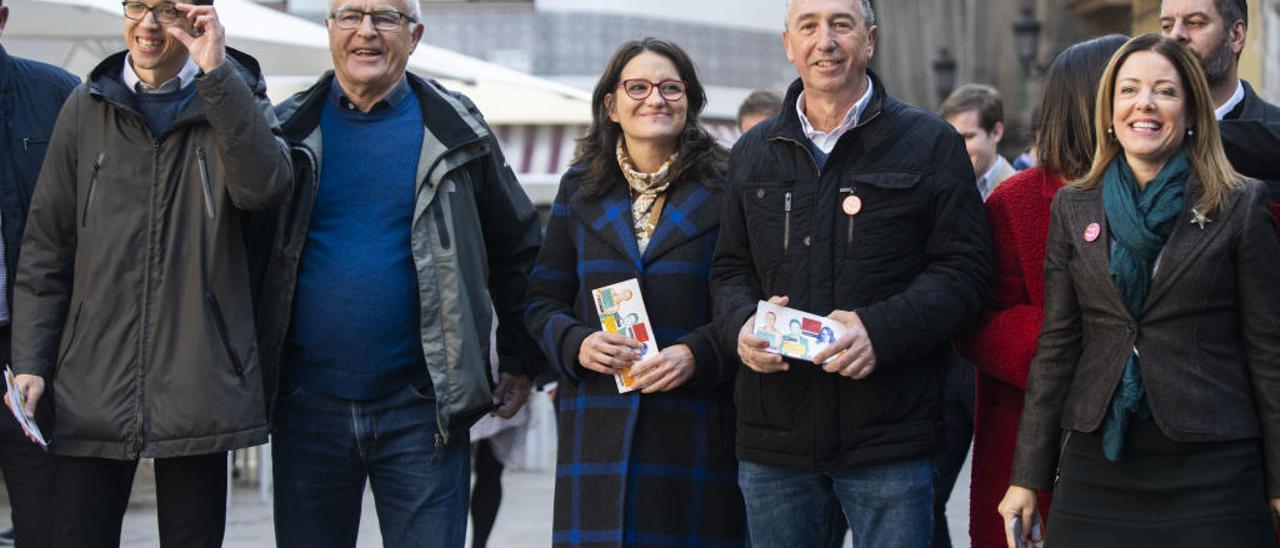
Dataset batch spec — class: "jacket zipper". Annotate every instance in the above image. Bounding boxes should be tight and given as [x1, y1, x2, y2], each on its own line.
[432, 203, 452, 250]
[206, 292, 246, 379]
[197, 147, 216, 218]
[81, 151, 106, 228]
[783, 191, 792, 252]
[840, 186, 857, 244]
[1049, 427, 1070, 489]
[282, 144, 318, 248]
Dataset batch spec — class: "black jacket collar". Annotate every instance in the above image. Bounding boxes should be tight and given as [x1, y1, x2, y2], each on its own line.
[1225, 80, 1280, 122]
[764, 69, 898, 165]
[277, 71, 487, 152]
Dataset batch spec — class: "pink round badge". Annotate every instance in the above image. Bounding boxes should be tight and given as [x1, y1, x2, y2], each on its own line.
[842, 195, 863, 216]
[1084, 222, 1101, 242]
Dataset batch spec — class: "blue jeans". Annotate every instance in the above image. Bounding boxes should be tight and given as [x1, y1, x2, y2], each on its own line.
[738, 457, 933, 548]
[272, 383, 470, 548]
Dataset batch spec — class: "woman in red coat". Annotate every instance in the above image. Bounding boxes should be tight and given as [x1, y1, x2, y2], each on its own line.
[957, 34, 1127, 548]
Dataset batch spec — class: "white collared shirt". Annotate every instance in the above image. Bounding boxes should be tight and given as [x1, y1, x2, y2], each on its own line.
[122, 54, 200, 94]
[796, 75, 874, 154]
[977, 155, 1013, 201]
[1214, 80, 1245, 120]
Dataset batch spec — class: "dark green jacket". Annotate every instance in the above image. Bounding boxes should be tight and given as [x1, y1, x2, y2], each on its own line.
[12, 49, 292, 459]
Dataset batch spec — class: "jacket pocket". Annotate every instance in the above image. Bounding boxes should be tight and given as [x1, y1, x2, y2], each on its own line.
[56, 301, 85, 371]
[206, 292, 245, 379]
[740, 179, 795, 273]
[80, 151, 106, 228]
[197, 147, 216, 218]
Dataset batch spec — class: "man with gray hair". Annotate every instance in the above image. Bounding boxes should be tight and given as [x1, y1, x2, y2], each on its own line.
[712, 0, 992, 546]
[255, 0, 544, 545]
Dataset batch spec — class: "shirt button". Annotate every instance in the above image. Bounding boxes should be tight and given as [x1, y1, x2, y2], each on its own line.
[756, 189, 765, 199]
[803, 236, 811, 246]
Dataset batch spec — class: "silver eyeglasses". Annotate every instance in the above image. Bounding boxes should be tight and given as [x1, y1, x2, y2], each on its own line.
[329, 8, 416, 32]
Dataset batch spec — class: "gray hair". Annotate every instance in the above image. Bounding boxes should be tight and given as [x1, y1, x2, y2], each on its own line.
[784, 0, 876, 29]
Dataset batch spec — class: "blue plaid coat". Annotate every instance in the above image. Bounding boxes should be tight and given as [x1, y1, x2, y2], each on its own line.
[526, 164, 748, 547]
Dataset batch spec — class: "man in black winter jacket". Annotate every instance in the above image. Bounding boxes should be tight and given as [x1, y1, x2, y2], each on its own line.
[0, 1, 79, 544]
[710, 0, 993, 546]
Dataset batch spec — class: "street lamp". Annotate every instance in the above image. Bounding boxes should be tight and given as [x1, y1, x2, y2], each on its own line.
[1012, 6, 1042, 74]
[932, 48, 957, 104]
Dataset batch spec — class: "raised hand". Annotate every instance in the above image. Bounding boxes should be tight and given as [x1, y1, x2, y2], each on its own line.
[168, 3, 226, 73]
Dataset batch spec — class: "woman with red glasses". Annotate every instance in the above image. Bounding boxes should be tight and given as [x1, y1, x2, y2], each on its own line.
[525, 37, 748, 546]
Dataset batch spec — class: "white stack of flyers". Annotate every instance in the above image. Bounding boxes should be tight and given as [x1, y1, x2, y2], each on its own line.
[751, 300, 847, 363]
[591, 279, 659, 393]
[4, 366, 48, 449]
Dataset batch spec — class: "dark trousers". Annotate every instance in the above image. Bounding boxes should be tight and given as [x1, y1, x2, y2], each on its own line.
[51, 452, 227, 548]
[931, 354, 975, 548]
[0, 325, 55, 547]
[469, 439, 503, 548]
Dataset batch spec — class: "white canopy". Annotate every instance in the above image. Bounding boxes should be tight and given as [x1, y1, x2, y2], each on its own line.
[3, 0, 591, 123]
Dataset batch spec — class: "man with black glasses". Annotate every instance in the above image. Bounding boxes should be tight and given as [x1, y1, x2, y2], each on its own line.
[6, 0, 291, 544]
[254, 0, 543, 546]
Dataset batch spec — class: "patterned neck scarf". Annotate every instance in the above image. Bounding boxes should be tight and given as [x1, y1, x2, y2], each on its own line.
[616, 138, 677, 253]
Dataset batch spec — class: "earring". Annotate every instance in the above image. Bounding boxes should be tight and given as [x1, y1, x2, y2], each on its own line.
[1107, 126, 1116, 142]
[1187, 128, 1194, 137]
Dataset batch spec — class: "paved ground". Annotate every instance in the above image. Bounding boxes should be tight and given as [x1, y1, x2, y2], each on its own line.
[0, 449, 971, 547]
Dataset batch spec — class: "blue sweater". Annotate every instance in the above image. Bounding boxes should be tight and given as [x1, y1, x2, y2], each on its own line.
[133, 83, 196, 138]
[285, 80, 428, 400]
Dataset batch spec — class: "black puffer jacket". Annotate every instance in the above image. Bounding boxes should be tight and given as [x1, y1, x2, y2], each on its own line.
[13, 50, 292, 460]
[711, 72, 993, 469]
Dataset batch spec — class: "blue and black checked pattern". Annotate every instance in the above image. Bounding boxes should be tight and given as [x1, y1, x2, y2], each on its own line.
[526, 165, 747, 547]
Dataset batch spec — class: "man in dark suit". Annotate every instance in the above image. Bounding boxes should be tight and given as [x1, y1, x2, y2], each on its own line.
[1161, 0, 1280, 201]
[0, 1, 79, 544]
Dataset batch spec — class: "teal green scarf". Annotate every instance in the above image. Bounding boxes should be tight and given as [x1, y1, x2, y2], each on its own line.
[1100, 150, 1189, 461]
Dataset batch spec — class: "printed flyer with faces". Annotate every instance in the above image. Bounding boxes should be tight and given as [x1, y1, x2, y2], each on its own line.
[592, 279, 659, 393]
[752, 301, 846, 363]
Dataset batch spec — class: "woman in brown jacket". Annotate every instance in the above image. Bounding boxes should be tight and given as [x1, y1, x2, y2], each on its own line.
[999, 33, 1280, 547]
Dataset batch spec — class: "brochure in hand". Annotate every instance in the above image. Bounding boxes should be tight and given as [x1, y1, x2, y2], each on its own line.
[591, 278, 659, 393]
[752, 300, 847, 363]
[4, 366, 48, 449]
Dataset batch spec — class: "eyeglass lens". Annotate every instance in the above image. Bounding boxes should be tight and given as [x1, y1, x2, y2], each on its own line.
[333, 9, 408, 31]
[123, 1, 180, 24]
[622, 80, 686, 101]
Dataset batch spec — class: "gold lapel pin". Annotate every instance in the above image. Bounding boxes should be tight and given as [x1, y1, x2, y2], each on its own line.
[1191, 208, 1212, 231]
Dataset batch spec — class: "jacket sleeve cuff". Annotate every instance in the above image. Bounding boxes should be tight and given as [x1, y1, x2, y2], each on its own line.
[855, 306, 894, 366]
[680, 325, 725, 387]
[558, 325, 593, 383]
[14, 360, 55, 380]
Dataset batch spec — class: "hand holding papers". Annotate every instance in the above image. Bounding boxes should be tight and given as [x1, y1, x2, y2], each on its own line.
[4, 367, 48, 449]
[590, 279, 659, 393]
[751, 300, 847, 363]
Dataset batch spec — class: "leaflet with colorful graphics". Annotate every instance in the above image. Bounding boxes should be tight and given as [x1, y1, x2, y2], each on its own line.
[592, 278, 659, 393]
[4, 366, 48, 450]
[752, 301, 847, 363]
